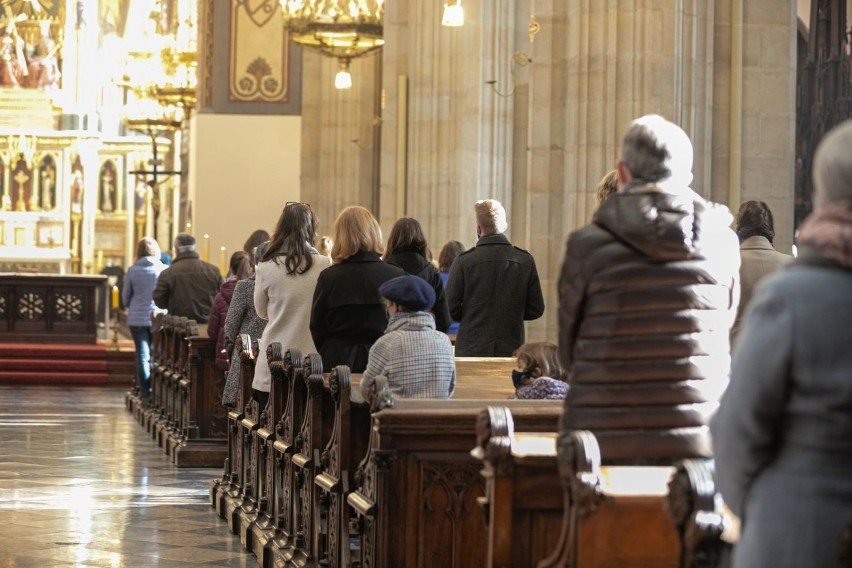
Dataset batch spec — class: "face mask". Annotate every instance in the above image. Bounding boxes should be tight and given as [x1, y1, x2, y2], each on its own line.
[512, 369, 533, 389]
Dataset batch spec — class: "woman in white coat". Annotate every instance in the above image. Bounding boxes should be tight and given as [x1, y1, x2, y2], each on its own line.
[252, 202, 332, 411]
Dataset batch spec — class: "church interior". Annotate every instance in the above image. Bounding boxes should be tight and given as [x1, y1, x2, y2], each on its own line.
[0, 0, 849, 566]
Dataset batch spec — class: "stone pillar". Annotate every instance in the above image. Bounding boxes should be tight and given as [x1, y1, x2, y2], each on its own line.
[300, 50, 382, 237]
[379, 0, 516, 248]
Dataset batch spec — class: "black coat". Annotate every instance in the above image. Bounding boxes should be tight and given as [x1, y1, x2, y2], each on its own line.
[446, 233, 544, 356]
[152, 251, 223, 323]
[310, 251, 405, 372]
[385, 250, 451, 333]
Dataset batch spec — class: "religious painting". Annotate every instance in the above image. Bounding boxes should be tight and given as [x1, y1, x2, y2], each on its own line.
[37, 154, 56, 211]
[229, 0, 290, 103]
[69, 154, 83, 214]
[10, 155, 33, 212]
[98, 160, 118, 214]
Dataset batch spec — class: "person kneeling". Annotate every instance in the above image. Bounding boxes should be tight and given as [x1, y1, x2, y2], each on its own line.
[360, 275, 456, 400]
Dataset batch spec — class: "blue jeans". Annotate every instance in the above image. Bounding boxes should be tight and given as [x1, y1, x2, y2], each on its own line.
[130, 325, 152, 395]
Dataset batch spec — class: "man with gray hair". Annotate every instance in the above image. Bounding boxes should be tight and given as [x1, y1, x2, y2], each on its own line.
[446, 198, 544, 356]
[153, 232, 223, 323]
[557, 114, 740, 461]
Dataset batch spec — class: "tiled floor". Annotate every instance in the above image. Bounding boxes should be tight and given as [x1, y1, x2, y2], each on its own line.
[0, 386, 255, 567]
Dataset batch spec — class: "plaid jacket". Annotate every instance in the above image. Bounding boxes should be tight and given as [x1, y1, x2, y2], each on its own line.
[360, 312, 455, 400]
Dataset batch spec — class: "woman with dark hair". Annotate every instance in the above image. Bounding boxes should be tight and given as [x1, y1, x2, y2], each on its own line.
[383, 218, 450, 333]
[243, 229, 270, 265]
[437, 240, 465, 336]
[731, 200, 791, 344]
[207, 251, 252, 378]
[310, 206, 405, 372]
[122, 237, 166, 400]
[253, 203, 331, 409]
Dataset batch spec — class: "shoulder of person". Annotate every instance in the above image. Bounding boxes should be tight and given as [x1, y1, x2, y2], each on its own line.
[511, 244, 534, 256]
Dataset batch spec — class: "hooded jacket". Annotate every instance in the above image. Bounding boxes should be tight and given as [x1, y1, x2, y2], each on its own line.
[123, 256, 166, 327]
[206, 278, 237, 371]
[558, 182, 740, 462]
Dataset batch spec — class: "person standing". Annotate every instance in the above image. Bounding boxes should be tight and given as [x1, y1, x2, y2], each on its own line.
[557, 114, 740, 460]
[122, 237, 166, 399]
[153, 233, 222, 323]
[310, 206, 405, 372]
[384, 217, 451, 333]
[446, 199, 544, 356]
[437, 240, 465, 337]
[207, 251, 252, 378]
[711, 120, 852, 568]
[254, 203, 332, 410]
[730, 200, 792, 344]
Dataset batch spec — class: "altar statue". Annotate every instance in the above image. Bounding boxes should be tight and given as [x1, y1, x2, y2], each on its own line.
[40, 163, 55, 211]
[70, 170, 84, 214]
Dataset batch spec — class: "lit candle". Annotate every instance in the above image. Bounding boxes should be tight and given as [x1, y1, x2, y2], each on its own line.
[111, 285, 119, 310]
[218, 246, 227, 277]
[203, 233, 211, 262]
[185, 222, 192, 234]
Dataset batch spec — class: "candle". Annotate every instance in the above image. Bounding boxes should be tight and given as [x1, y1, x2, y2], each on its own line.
[185, 222, 192, 234]
[218, 246, 226, 277]
[96, 250, 104, 271]
[111, 285, 119, 310]
[203, 233, 210, 262]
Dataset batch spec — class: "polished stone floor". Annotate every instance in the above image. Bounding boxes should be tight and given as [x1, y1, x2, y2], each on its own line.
[0, 386, 255, 567]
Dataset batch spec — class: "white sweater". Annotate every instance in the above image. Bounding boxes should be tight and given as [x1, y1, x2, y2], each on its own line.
[252, 254, 332, 392]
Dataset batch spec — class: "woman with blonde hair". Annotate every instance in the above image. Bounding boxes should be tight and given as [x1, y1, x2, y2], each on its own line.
[510, 342, 568, 400]
[310, 206, 405, 372]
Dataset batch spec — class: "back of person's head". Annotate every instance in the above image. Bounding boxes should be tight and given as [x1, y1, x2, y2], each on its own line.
[331, 205, 384, 264]
[513, 342, 566, 381]
[136, 236, 160, 260]
[813, 119, 852, 207]
[318, 236, 333, 258]
[595, 170, 619, 206]
[385, 217, 429, 260]
[174, 233, 196, 254]
[243, 229, 270, 264]
[262, 202, 317, 275]
[474, 199, 508, 236]
[736, 200, 776, 243]
[229, 251, 252, 280]
[438, 240, 465, 273]
[379, 274, 436, 312]
[160, 251, 172, 266]
[621, 114, 693, 188]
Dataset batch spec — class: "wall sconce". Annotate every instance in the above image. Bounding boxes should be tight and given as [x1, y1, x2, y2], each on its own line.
[442, 0, 464, 27]
[335, 59, 353, 90]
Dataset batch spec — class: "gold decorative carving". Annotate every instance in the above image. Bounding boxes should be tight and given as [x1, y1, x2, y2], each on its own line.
[229, 0, 289, 103]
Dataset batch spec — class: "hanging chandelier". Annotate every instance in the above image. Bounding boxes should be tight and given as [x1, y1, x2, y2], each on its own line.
[279, 0, 384, 89]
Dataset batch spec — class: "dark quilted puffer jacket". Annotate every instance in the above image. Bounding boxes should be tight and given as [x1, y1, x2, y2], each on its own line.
[558, 182, 740, 463]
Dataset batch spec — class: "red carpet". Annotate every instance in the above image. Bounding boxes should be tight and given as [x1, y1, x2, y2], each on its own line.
[0, 343, 134, 386]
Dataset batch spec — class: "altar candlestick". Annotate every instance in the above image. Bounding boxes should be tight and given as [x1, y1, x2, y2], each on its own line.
[219, 246, 227, 277]
[203, 234, 210, 262]
[111, 285, 119, 310]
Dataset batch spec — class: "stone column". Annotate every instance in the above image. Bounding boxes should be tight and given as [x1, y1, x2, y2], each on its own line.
[300, 50, 382, 237]
[379, 0, 516, 248]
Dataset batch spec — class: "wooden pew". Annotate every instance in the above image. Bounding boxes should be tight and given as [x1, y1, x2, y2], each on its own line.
[168, 325, 228, 467]
[154, 316, 191, 449]
[249, 346, 302, 565]
[666, 460, 732, 568]
[477, 406, 563, 568]
[345, 390, 564, 567]
[212, 334, 256, 519]
[145, 313, 170, 436]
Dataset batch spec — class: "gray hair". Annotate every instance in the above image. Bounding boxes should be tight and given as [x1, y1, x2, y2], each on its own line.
[813, 119, 852, 207]
[174, 232, 196, 254]
[621, 115, 693, 188]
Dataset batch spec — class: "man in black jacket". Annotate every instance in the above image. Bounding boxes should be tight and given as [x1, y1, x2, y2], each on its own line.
[153, 233, 222, 323]
[446, 199, 544, 356]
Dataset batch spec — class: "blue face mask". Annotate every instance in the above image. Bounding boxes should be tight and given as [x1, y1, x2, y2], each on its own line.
[512, 369, 533, 389]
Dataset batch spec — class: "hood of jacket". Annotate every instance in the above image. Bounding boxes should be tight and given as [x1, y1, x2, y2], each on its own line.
[594, 182, 733, 261]
[219, 278, 238, 304]
[135, 255, 163, 269]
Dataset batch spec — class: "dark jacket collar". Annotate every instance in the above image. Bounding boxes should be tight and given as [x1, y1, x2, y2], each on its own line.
[173, 250, 200, 262]
[476, 233, 511, 246]
[343, 250, 382, 263]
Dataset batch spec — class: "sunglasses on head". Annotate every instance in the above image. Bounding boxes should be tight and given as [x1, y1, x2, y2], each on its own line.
[284, 201, 311, 211]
